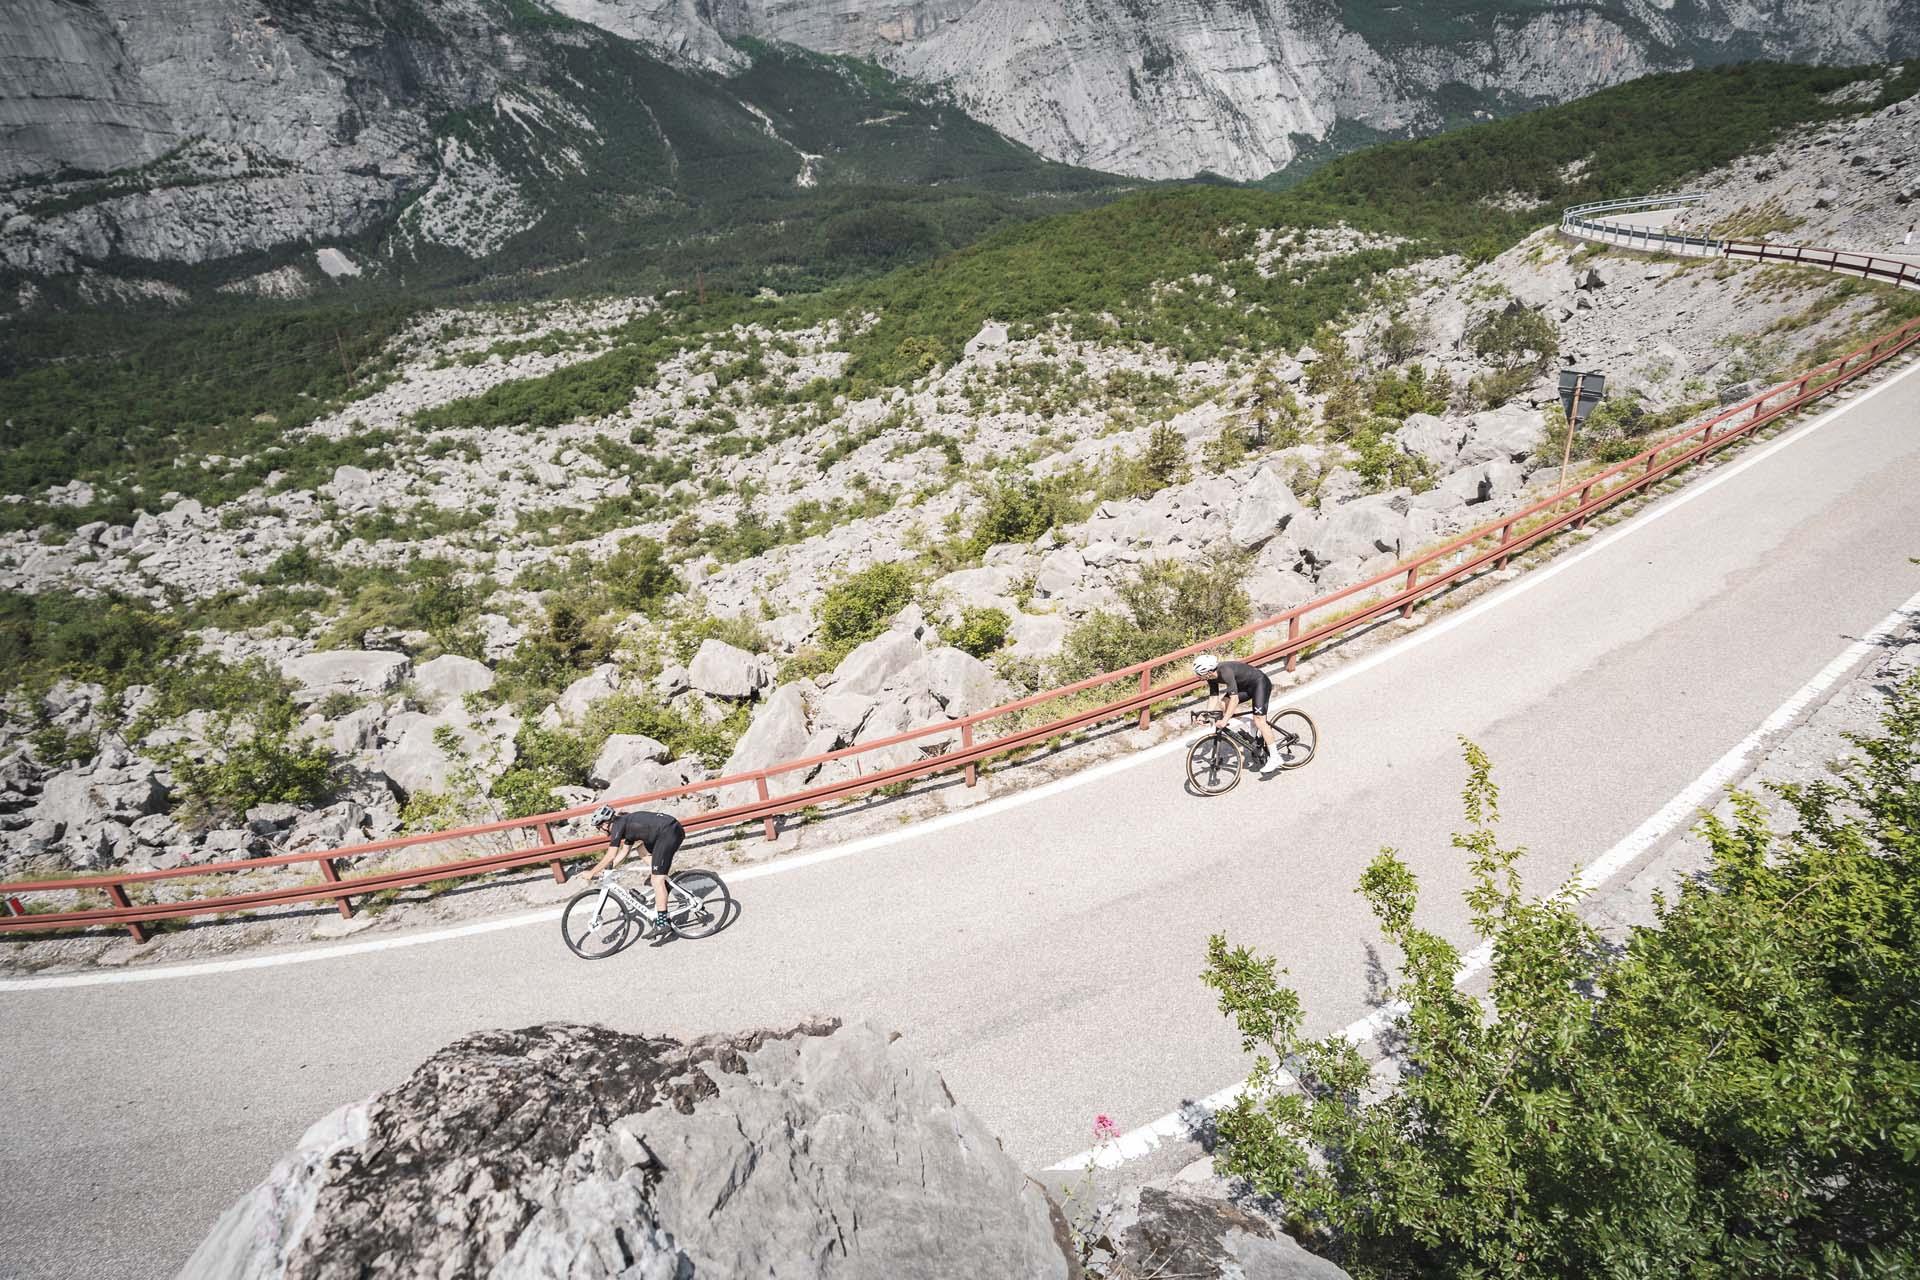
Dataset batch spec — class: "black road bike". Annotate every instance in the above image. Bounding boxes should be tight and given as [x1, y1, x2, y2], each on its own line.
[1185, 707, 1318, 796]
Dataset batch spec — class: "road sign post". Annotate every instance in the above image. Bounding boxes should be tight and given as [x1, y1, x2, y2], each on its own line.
[1558, 368, 1606, 486]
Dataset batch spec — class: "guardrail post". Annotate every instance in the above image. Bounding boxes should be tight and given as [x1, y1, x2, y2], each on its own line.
[1285, 616, 1301, 672]
[537, 822, 565, 883]
[961, 722, 978, 787]
[755, 775, 778, 842]
[104, 883, 147, 944]
[318, 858, 354, 919]
[1572, 483, 1596, 529]
[1495, 522, 1515, 570]
[1400, 566, 1419, 618]
[1136, 668, 1153, 730]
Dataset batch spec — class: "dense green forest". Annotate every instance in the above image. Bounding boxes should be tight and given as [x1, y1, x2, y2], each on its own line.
[2, 60, 1913, 528]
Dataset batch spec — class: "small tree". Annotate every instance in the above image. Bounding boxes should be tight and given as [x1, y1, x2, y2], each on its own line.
[603, 536, 679, 613]
[1203, 686, 1920, 1278]
[1240, 365, 1306, 449]
[1375, 312, 1432, 364]
[1319, 375, 1368, 442]
[1139, 423, 1190, 492]
[1468, 304, 1561, 375]
[1303, 327, 1355, 397]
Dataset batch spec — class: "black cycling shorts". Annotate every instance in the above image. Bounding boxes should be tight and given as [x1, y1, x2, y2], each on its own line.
[1243, 674, 1271, 718]
[646, 820, 684, 876]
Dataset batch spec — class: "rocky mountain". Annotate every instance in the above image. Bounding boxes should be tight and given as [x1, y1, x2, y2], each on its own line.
[705, 0, 1920, 181]
[0, 0, 1119, 296]
[4, 0, 1913, 294]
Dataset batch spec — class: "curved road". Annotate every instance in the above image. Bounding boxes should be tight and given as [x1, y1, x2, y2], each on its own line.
[5, 362, 1920, 1278]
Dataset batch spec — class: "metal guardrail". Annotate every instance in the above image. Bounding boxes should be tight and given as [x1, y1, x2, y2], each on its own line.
[1561, 192, 1721, 256]
[6, 234, 1920, 941]
[1562, 194, 1920, 290]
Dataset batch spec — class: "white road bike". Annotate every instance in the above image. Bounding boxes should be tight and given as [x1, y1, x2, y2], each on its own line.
[560, 867, 733, 960]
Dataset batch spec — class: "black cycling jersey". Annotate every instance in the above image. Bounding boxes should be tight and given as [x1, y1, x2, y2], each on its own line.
[607, 810, 684, 876]
[606, 811, 679, 850]
[1207, 660, 1272, 716]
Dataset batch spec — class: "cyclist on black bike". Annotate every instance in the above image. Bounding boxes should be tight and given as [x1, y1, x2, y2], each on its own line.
[1193, 654, 1281, 775]
[587, 805, 683, 936]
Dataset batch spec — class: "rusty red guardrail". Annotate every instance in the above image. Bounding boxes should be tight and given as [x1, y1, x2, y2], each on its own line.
[5, 279, 1918, 942]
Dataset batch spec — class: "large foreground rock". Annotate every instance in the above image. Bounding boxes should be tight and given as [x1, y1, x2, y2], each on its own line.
[1108, 1187, 1351, 1279]
[181, 1021, 1072, 1280]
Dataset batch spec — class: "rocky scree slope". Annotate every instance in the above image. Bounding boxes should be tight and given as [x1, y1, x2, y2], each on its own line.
[0, 0, 1118, 298]
[2, 92, 1918, 918]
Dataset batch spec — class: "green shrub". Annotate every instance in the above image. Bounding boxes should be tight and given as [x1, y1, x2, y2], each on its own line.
[159, 696, 335, 824]
[945, 606, 1011, 659]
[817, 561, 917, 653]
[603, 536, 680, 612]
[1367, 364, 1450, 419]
[1054, 551, 1251, 682]
[1203, 693, 1920, 1278]
[0, 591, 186, 694]
[1239, 367, 1306, 449]
[968, 476, 1086, 553]
[496, 599, 615, 705]
[1350, 423, 1432, 492]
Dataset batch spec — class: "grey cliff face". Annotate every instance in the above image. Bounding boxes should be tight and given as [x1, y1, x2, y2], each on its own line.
[180, 1020, 1075, 1279]
[1, 0, 1913, 280]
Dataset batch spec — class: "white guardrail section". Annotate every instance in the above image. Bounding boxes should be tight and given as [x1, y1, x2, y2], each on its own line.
[1562, 193, 1920, 292]
[1560, 192, 1722, 256]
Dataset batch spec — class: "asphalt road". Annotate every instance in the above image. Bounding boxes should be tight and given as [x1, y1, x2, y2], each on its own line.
[5, 361, 1920, 1279]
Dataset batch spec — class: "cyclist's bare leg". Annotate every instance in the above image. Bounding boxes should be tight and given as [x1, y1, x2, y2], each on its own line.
[652, 871, 669, 914]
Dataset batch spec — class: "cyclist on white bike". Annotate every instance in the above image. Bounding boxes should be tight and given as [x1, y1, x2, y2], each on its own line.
[1193, 654, 1281, 776]
[588, 805, 683, 936]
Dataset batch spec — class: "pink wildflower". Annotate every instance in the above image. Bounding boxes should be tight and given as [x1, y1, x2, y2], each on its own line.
[1093, 1114, 1120, 1142]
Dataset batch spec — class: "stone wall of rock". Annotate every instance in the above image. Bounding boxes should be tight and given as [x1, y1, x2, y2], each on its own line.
[181, 1020, 1077, 1279]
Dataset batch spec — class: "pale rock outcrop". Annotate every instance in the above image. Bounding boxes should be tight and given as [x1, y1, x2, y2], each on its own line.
[589, 734, 672, 788]
[412, 655, 494, 704]
[180, 1021, 1073, 1279]
[1301, 496, 1406, 569]
[601, 756, 708, 803]
[1229, 465, 1305, 550]
[281, 651, 411, 703]
[829, 632, 926, 697]
[1008, 612, 1069, 660]
[1457, 404, 1545, 467]
[377, 703, 519, 801]
[714, 682, 814, 807]
[688, 638, 767, 701]
[1394, 413, 1464, 469]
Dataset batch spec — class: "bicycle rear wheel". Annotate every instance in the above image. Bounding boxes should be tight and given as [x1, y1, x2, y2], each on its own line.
[561, 887, 636, 959]
[1266, 709, 1318, 770]
[1187, 733, 1244, 796]
[666, 870, 732, 940]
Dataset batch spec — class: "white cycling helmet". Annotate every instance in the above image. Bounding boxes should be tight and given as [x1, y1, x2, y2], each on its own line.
[1192, 653, 1220, 676]
[590, 804, 615, 828]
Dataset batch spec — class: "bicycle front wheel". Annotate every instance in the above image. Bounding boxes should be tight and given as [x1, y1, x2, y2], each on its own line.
[666, 870, 732, 940]
[1267, 709, 1318, 770]
[1187, 733, 1243, 796]
[561, 887, 636, 959]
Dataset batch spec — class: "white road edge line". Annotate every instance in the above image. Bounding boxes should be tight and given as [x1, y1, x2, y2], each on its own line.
[1046, 584, 1920, 1173]
[4, 358, 1916, 995]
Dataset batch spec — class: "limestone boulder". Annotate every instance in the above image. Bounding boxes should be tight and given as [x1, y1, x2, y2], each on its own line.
[281, 651, 410, 703]
[1394, 413, 1464, 469]
[589, 734, 671, 789]
[714, 683, 814, 808]
[180, 1022, 1073, 1280]
[412, 655, 493, 704]
[377, 703, 520, 801]
[1457, 404, 1544, 467]
[1229, 465, 1305, 550]
[829, 631, 926, 697]
[689, 639, 767, 702]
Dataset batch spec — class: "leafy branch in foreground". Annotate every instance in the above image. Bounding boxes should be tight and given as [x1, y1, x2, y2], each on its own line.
[1204, 688, 1920, 1278]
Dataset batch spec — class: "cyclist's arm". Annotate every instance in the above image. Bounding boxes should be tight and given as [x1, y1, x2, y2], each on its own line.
[589, 838, 630, 879]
